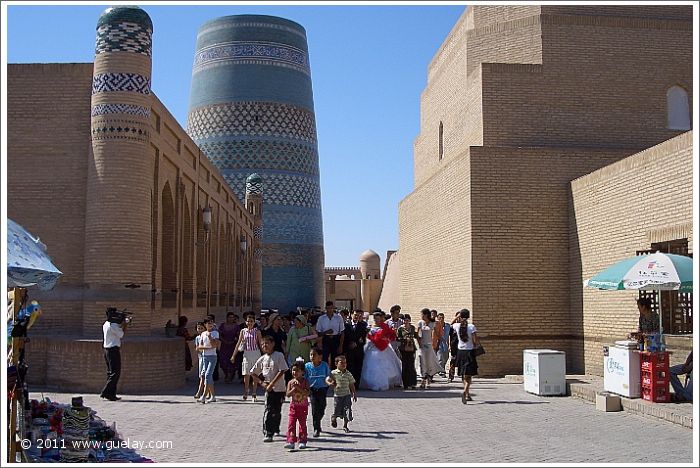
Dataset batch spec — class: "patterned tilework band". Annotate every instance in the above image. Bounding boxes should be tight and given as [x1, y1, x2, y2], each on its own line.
[263, 243, 325, 311]
[197, 20, 307, 41]
[261, 205, 323, 246]
[246, 178, 263, 196]
[201, 138, 319, 175]
[193, 41, 310, 76]
[224, 172, 321, 210]
[91, 103, 151, 118]
[90, 118, 150, 142]
[187, 101, 316, 142]
[92, 73, 151, 95]
[95, 22, 152, 56]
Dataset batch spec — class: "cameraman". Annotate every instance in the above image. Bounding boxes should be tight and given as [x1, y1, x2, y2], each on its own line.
[100, 309, 128, 401]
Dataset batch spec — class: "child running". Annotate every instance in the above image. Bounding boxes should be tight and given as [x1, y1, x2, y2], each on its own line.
[249, 335, 289, 442]
[284, 362, 310, 450]
[305, 347, 331, 437]
[325, 355, 358, 433]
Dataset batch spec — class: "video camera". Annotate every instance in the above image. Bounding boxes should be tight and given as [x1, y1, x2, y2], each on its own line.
[106, 307, 133, 325]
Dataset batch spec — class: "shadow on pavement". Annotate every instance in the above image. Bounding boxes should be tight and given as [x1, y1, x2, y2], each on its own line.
[307, 437, 355, 444]
[358, 390, 460, 399]
[118, 399, 192, 404]
[327, 430, 408, 440]
[476, 400, 550, 405]
[301, 447, 378, 453]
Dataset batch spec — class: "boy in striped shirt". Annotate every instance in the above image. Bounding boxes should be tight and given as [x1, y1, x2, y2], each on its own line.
[325, 355, 358, 433]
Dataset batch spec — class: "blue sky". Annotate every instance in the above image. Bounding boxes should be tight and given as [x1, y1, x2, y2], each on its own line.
[5, 2, 466, 268]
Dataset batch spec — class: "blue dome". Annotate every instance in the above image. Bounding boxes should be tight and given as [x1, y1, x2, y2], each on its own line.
[246, 173, 262, 184]
[97, 6, 153, 31]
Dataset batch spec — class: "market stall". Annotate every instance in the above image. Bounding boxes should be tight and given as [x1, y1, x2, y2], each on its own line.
[7, 219, 156, 463]
[22, 396, 153, 463]
[585, 251, 693, 402]
[7, 218, 63, 462]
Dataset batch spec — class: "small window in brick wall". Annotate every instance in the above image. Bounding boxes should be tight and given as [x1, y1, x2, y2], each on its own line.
[438, 121, 444, 161]
[637, 238, 692, 335]
[667, 86, 691, 130]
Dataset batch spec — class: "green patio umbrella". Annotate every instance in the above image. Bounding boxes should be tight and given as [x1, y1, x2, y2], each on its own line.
[584, 251, 693, 334]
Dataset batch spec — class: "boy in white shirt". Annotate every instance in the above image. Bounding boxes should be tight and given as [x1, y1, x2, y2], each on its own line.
[250, 336, 289, 442]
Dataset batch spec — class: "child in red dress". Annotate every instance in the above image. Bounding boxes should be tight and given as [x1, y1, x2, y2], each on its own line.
[285, 362, 311, 450]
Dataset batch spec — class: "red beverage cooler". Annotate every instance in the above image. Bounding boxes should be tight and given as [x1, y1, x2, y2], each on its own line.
[640, 351, 670, 403]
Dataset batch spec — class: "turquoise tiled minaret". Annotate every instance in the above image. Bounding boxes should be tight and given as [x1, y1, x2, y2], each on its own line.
[187, 15, 325, 312]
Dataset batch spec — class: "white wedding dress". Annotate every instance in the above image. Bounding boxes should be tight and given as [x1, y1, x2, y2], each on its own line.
[360, 341, 403, 391]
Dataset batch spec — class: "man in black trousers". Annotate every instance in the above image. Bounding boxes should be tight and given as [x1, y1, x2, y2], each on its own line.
[344, 309, 368, 383]
[100, 309, 128, 401]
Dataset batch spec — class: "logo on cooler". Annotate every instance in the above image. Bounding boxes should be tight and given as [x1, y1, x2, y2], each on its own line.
[607, 358, 625, 375]
[524, 361, 536, 377]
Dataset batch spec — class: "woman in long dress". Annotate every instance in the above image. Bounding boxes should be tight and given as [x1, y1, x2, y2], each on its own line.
[417, 308, 441, 388]
[360, 311, 402, 391]
[175, 315, 194, 372]
[397, 314, 418, 389]
[218, 312, 241, 383]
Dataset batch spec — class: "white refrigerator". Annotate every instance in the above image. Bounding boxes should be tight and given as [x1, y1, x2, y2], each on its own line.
[603, 345, 641, 398]
[523, 349, 566, 396]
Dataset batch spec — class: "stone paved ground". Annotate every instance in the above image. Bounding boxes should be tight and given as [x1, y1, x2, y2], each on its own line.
[30, 377, 694, 464]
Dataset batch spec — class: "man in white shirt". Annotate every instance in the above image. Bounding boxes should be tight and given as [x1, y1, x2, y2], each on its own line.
[100, 308, 128, 401]
[315, 301, 345, 368]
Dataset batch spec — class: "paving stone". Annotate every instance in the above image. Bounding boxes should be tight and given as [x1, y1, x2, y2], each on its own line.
[30, 377, 693, 463]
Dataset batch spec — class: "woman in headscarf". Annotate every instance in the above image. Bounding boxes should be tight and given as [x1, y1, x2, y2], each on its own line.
[175, 315, 194, 372]
[218, 312, 241, 383]
[286, 314, 317, 365]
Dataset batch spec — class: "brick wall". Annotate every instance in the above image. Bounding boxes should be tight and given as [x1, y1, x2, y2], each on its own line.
[468, 5, 542, 29]
[399, 150, 472, 315]
[378, 251, 401, 312]
[418, 7, 692, 189]
[416, 6, 545, 187]
[26, 336, 184, 392]
[7, 63, 93, 334]
[541, 5, 693, 21]
[7, 62, 256, 391]
[480, 14, 692, 149]
[468, 146, 632, 375]
[571, 131, 693, 375]
[415, 18, 473, 187]
[465, 13, 543, 77]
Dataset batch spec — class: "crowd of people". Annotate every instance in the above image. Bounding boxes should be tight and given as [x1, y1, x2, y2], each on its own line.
[172, 301, 481, 449]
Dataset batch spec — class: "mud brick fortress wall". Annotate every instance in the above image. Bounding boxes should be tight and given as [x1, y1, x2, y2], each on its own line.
[7, 8, 257, 391]
[396, 5, 693, 376]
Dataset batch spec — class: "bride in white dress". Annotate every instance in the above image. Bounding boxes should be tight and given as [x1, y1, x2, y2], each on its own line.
[360, 311, 403, 391]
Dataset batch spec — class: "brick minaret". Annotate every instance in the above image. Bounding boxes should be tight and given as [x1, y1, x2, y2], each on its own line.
[84, 6, 154, 335]
[245, 173, 264, 314]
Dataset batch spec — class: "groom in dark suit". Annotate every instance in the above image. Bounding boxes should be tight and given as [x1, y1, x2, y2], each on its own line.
[344, 309, 368, 383]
